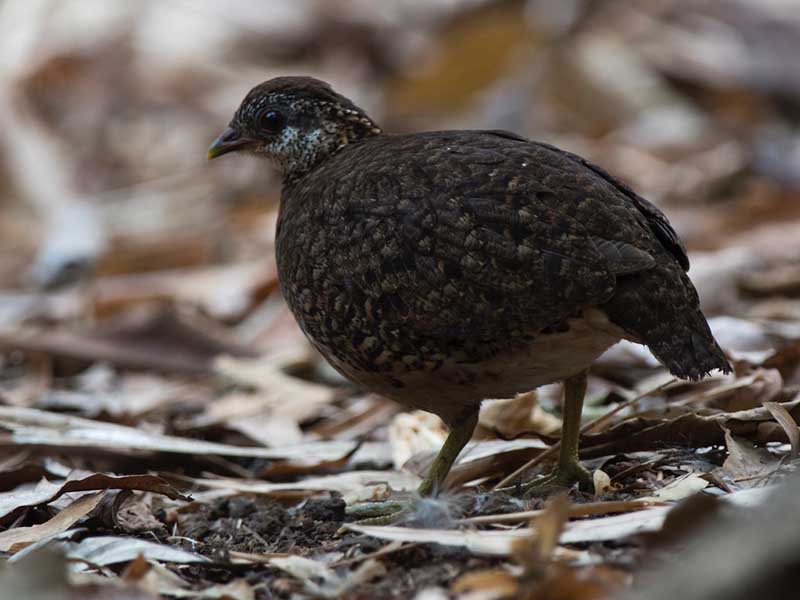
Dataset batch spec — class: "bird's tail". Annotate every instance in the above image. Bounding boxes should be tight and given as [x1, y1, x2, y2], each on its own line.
[646, 313, 731, 381]
[605, 268, 731, 381]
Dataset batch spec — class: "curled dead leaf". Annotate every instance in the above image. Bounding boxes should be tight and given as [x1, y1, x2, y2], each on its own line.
[0, 472, 188, 525]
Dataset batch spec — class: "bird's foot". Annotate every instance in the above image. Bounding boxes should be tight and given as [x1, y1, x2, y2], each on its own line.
[518, 462, 592, 498]
[345, 500, 412, 525]
[346, 493, 468, 526]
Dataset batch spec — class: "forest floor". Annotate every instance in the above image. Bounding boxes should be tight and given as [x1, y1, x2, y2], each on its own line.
[2, 1, 800, 598]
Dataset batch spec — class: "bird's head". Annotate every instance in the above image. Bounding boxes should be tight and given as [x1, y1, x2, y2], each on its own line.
[207, 76, 381, 181]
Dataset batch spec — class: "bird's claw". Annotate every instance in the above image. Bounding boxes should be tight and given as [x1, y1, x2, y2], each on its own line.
[345, 500, 413, 525]
[519, 462, 593, 498]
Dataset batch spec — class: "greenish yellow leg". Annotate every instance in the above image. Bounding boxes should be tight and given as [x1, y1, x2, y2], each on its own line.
[523, 371, 591, 497]
[417, 410, 479, 497]
[346, 410, 479, 524]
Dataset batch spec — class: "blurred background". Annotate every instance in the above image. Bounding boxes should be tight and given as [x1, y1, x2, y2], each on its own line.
[1, 1, 800, 597]
[2, 0, 800, 330]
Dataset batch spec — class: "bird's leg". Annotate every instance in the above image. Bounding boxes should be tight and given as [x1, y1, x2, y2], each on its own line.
[417, 410, 479, 497]
[522, 371, 592, 496]
[346, 410, 479, 524]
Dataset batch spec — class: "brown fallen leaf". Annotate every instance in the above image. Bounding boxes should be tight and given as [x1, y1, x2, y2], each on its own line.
[512, 494, 570, 570]
[526, 563, 626, 600]
[389, 411, 448, 470]
[580, 397, 800, 459]
[0, 472, 188, 524]
[0, 405, 359, 465]
[670, 368, 781, 412]
[184, 349, 339, 447]
[0, 491, 105, 553]
[0, 456, 60, 492]
[762, 339, 800, 382]
[478, 391, 562, 440]
[113, 493, 165, 533]
[763, 400, 800, 457]
[92, 260, 276, 321]
[719, 429, 781, 489]
[0, 304, 256, 375]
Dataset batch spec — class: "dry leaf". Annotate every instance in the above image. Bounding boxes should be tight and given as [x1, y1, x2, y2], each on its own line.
[0, 491, 105, 553]
[93, 260, 275, 321]
[187, 348, 338, 447]
[0, 472, 188, 524]
[763, 401, 800, 457]
[389, 411, 448, 470]
[61, 536, 209, 568]
[478, 391, 561, 439]
[113, 494, 165, 533]
[193, 470, 420, 504]
[270, 555, 385, 598]
[507, 494, 571, 584]
[0, 305, 256, 375]
[125, 559, 256, 600]
[641, 473, 709, 502]
[593, 469, 613, 496]
[581, 397, 800, 459]
[0, 405, 358, 465]
[720, 430, 780, 488]
[450, 568, 518, 599]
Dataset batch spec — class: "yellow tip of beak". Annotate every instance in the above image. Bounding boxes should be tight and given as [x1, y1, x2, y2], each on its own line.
[207, 127, 249, 160]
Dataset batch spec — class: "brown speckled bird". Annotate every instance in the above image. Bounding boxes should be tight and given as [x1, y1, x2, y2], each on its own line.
[209, 76, 730, 516]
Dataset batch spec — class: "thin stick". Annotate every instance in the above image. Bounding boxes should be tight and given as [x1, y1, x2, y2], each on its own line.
[493, 377, 678, 490]
[332, 541, 413, 567]
[459, 498, 668, 525]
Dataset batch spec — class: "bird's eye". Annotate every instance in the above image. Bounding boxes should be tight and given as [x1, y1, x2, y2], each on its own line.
[260, 109, 285, 134]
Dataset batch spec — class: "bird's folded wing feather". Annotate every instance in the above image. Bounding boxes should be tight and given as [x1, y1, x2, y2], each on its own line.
[326, 132, 667, 340]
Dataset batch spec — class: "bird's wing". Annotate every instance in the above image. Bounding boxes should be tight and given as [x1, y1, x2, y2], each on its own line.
[324, 131, 660, 341]
[481, 132, 689, 271]
[533, 141, 690, 271]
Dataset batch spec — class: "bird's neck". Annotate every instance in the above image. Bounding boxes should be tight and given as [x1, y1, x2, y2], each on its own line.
[281, 119, 383, 184]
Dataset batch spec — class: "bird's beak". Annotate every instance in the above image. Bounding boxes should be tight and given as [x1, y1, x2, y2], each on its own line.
[207, 127, 254, 160]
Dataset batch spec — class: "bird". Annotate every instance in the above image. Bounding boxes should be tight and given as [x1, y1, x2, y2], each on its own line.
[208, 76, 731, 518]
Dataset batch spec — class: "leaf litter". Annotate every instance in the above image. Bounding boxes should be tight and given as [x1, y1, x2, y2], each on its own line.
[1, 1, 800, 598]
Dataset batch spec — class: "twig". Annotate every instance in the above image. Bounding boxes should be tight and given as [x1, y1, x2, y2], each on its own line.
[332, 540, 412, 568]
[459, 498, 668, 525]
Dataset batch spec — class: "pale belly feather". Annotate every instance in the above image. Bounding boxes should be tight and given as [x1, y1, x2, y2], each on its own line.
[354, 307, 630, 425]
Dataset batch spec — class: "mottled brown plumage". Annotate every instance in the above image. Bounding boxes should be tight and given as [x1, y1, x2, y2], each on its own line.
[209, 76, 731, 508]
